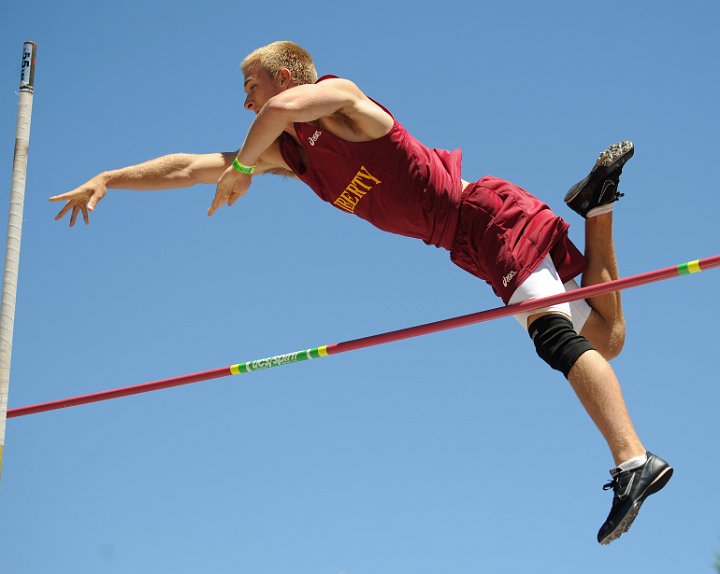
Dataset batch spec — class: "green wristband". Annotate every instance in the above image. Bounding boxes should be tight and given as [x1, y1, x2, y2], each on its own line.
[232, 158, 256, 175]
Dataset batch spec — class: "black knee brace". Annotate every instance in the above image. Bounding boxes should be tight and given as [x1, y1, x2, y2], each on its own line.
[528, 314, 594, 378]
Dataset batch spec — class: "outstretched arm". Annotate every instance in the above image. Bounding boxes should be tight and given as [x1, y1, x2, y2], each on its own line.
[50, 152, 236, 226]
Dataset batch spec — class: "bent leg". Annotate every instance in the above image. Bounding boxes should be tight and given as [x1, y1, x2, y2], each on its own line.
[566, 141, 635, 359]
[583, 213, 620, 306]
[579, 213, 626, 359]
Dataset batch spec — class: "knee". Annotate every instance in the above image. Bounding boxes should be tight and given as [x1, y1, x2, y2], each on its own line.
[594, 319, 626, 361]
[580, 313, 626, 361]
[528, 313, 594, 378]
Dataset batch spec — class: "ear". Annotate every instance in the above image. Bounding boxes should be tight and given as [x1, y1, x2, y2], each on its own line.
[277, 68, 293, 88]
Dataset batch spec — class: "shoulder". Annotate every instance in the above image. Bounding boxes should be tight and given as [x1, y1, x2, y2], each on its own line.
[315, 77, 383, 110]
[316, 76, 362, 91]
[314, 76, 394, 140]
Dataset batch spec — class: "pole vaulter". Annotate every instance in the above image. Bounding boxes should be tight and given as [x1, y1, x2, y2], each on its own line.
[7, 254, 719, 420]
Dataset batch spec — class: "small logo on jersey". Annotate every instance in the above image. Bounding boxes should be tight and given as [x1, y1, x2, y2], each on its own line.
[308, 130, 323, 146]
[502, 270, 516, 288]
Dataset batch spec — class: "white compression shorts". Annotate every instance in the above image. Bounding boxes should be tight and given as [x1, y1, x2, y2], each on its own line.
[509, 254, 591, 333]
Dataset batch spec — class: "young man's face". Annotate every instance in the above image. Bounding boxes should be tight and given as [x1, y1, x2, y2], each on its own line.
[243, 65, 282, 114]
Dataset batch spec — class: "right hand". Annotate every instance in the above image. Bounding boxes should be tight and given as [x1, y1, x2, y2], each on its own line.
[208, 164, 252, 216]
[49, 175, 108, 227]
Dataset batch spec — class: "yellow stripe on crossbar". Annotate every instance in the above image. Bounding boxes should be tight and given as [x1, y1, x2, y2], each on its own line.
[687, 260, 701, 274]
[230, 364, 241, 375]
[318, 345, 328, 357]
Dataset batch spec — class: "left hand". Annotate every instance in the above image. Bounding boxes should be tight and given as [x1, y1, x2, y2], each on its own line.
[209, 165, 252, 216]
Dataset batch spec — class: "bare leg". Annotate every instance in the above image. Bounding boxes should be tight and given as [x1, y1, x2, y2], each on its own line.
[565, 141, 633, 359]
[527, 310, 644, 465]
[557, 141, 668, 543]
[579, 213, 626, 359]
[574, 217, 643, 464]
[565, 349, 645, 465]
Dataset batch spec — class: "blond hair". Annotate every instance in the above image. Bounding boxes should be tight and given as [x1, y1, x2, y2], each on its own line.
[241, 41, 318, 85]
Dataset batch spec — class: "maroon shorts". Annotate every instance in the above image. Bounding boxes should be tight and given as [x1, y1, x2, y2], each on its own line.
[449, 176, 586, 304]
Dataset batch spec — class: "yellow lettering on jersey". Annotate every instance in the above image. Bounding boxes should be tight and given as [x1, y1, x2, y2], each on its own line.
[333, 166, 382, 214]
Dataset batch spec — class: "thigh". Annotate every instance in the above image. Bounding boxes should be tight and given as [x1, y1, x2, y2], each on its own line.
[509, 255, 591, 332]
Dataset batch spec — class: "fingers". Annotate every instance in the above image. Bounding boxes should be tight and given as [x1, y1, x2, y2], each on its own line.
[70, 205, 80, 227]
[52, 185, 104, 225]
[207, 194, 220, 216]
[54, 202, 74, 221]
[209, 179, 232, 216]
[49, 187, 89, 203]
[208, 191, 222, 216]
[208, 167, 235, 216]
[51, 177, 107, 225]
[87, 193, 100, 211]
[54, 201, 91, 226]
[209, 170, 250, 216]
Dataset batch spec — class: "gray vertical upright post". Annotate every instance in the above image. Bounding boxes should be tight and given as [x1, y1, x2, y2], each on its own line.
[0, 41, 37, 477]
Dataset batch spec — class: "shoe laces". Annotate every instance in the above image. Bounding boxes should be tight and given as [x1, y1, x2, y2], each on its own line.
[602, 475, 625, 506]
[603, 478, 619, 492]
[602, 468, 633, 500]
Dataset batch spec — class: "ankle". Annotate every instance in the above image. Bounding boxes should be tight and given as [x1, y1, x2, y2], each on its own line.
[617, 452, 648, 471]
[613, 446, 646, 467]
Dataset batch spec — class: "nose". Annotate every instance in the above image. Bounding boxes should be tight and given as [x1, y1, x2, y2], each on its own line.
[244, 96, 254, 111]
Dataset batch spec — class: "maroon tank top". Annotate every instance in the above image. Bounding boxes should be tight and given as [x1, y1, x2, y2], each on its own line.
[277, 76, 586, 303]
[278, 77, 462, 250]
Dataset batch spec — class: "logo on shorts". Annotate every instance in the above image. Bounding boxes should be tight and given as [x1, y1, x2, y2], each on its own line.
[502, 270, 516, 288]
[308, 130, 323, 146]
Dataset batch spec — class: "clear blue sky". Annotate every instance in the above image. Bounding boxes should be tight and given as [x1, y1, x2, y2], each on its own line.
[1, 1, 719, 572]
